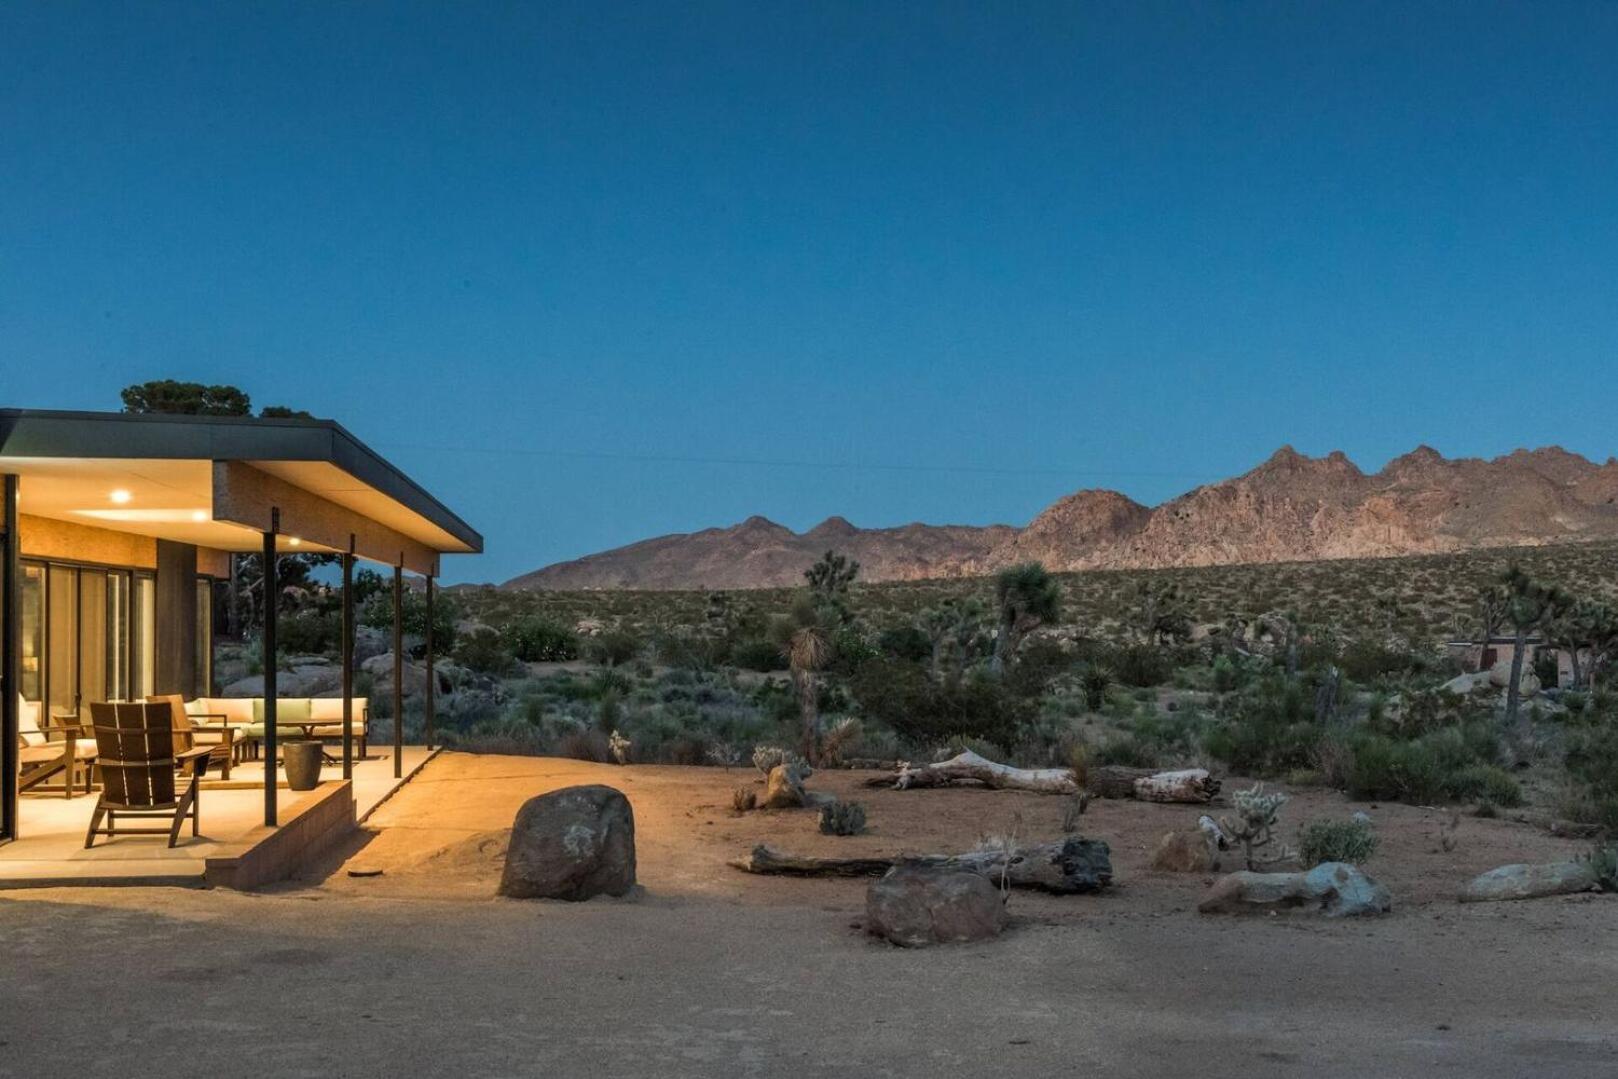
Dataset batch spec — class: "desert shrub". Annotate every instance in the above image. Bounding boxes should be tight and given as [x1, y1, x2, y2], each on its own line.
[1094, 735, 1156, 768]
[1563, 722, 1618, 832]
[876, 625, 932, 663]
[1110, 643, 1171, 688]
[1203, 677, 1319, 776]
[502, 616, 579, 662]
[278, 609, 340, 655]
[1297, 817, 1379, 866]
[454, 627, 516, 676]
[582, 629, 641, 667]
[360, 589, 458, 657]
[729, 637, 784, 672]
[1077, 663, 1113, 710]
[848, 658, 1033, 749]
[555, 727, 610, 762]
[818, 800, 867, 836]
[1211, 654, 1240, 693]
[1338, 639, 1428, 682]
[1344, 725, 1515, 805]
[1586, 843, 1618, 891]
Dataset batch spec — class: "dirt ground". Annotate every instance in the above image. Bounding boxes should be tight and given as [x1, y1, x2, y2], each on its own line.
[3, 752, 1615, 1078]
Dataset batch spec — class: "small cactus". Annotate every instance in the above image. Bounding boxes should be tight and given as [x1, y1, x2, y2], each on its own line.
[752, 744, 788, 776]
[732, 787, 757, 813]
[818, 800, 867, 836]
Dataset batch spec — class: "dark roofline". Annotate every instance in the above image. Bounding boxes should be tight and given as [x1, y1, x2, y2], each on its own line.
[0, 408, 482, 553]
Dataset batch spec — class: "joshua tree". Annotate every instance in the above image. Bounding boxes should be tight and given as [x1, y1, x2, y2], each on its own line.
[1472, 583, 1508, 670]
[1497, 564, 1572, 730]
[918, 597, 989, 685]
[1131, 580, 1192, 646]
[804, 549, 859, 621]
[770, 594, 834, 764]
[990, 562, 1061, 675]
[1547, 599, 1618, 691]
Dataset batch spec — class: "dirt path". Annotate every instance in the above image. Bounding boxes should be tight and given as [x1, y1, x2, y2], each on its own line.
[2, 752, 1614, 1078]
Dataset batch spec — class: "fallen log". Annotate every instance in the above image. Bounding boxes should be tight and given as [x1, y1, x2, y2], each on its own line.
[1133, 768, 1220, 804]
[1089, 765, 1220, 803]
[729, 837, 1113, 894]
[866, 750, 1079, 794]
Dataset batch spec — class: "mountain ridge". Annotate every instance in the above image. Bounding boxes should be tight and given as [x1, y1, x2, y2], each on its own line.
[503, 444, 1618, 591]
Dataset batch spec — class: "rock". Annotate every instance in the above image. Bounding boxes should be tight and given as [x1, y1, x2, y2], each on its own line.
[760, 762, 811, 809]
[497, 785, 636, 901]
[1151, 829, 1218, 873]
[1440, 671, 1493, 696]
[1198, 862, 1391, 917]
[1488, 658, 1540, 696]
[1458, 861, 1598, 903]
[353, 626, 390, 664]
[866, 865, 1007, 947]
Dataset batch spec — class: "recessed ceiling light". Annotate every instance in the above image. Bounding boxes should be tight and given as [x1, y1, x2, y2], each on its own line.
[109, 489, 132, 504]
[289, 536, 302, 547]
[191, 510, 208, 522]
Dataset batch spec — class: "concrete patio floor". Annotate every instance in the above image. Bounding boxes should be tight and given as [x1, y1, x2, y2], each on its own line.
[0, 745, 434, 887]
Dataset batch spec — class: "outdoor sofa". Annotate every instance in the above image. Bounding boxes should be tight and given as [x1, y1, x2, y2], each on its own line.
[182, 697, 371, 760]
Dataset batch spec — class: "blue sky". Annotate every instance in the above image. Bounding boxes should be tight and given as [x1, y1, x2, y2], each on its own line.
[4, 2, 1617, 584]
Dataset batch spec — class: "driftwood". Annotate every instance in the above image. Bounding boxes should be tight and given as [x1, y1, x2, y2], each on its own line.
[866, 750, 1080, 795]
[729, 837, 1113, 894]
[1089, 765, 1221, 803]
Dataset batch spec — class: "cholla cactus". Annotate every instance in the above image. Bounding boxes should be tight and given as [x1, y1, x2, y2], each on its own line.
[608, 729, 631, 766]
[1220, 784, 1294, 870]
[752, 744, 788, 776]
[817, 800, 867, 836]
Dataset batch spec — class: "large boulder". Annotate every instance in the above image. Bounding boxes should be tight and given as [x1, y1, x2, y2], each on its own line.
[1459, 861, 1598, 903]
[866, 865, 1007, 947]
[1440, 671, 1493, 696]
[498, 785, 636, 901]
[1488, 658, 1540, 697]
[1198, 862, 1391, 917]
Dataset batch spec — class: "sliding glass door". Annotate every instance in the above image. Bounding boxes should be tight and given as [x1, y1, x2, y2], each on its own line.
[20, 562, 158, 717]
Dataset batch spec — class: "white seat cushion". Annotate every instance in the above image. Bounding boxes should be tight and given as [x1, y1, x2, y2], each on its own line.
[18, 696, 45, 747]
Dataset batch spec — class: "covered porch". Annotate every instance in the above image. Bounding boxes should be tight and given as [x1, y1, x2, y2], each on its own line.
[1, 409, 483, 886]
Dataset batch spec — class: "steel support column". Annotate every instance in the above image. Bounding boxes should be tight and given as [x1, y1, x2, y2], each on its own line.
[262, 511, 279, 827]
[341, 543, 355, 780]
[392, 564, 403, 779]
[2, 475, 20, 842]
[424, 575, 435, 749]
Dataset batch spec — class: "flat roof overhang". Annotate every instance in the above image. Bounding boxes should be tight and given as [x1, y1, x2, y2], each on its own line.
[0, 409, 482, 576]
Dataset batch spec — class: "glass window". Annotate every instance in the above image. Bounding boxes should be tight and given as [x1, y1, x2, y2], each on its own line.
[20, 564, 43, 702]
[46, 565, 77, 719]
[132, 574, 155, 699]
[78, 570, 108, 706]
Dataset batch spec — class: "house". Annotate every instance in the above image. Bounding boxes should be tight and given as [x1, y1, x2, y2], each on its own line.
[1444, 635, 1591, 689]
[0, 408, 481, 865]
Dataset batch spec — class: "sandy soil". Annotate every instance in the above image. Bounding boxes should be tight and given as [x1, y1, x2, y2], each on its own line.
[2, 752, 1615, 1078]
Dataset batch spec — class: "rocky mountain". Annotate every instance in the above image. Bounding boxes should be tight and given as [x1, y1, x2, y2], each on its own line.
[504, 445, 1618, 591]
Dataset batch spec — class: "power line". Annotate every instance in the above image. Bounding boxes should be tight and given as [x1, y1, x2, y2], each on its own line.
[373, 440, 1219, 483]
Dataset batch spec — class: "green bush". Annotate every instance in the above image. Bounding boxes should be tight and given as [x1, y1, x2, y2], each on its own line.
[876, 625, 932, 663]
[582, 629, 641, 667]
[502, 616, 579, 662]
[277, 609, 340, 655]
[1203, 677, 1318, 776]
[1110, 643, 1171, 687]
[1344, 725, 1516, 805]
[848, 658, 1032, 749]
[729, 637, 785, 672]
[454, 627, 516, 676]
[1297, 817, 1379, 866]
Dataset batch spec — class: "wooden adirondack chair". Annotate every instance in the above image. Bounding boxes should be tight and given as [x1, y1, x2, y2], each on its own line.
[84, 700, 210, 848]
[17, 695, 96, 798]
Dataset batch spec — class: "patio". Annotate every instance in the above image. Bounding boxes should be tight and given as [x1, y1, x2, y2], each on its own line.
[0, 745, 436, 887]
[2, 408, 485, 886]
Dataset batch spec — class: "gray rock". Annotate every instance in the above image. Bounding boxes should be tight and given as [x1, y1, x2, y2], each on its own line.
[1458, 861, 1598, 903]
[866, 865, 1007, 947]
[498, 785, 636, 901]
[1199, 862, 1390, 917]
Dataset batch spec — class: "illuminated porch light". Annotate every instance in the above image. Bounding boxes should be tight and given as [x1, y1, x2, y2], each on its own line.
[191, 509, 208, 522]
[109, 489, 132, 504]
